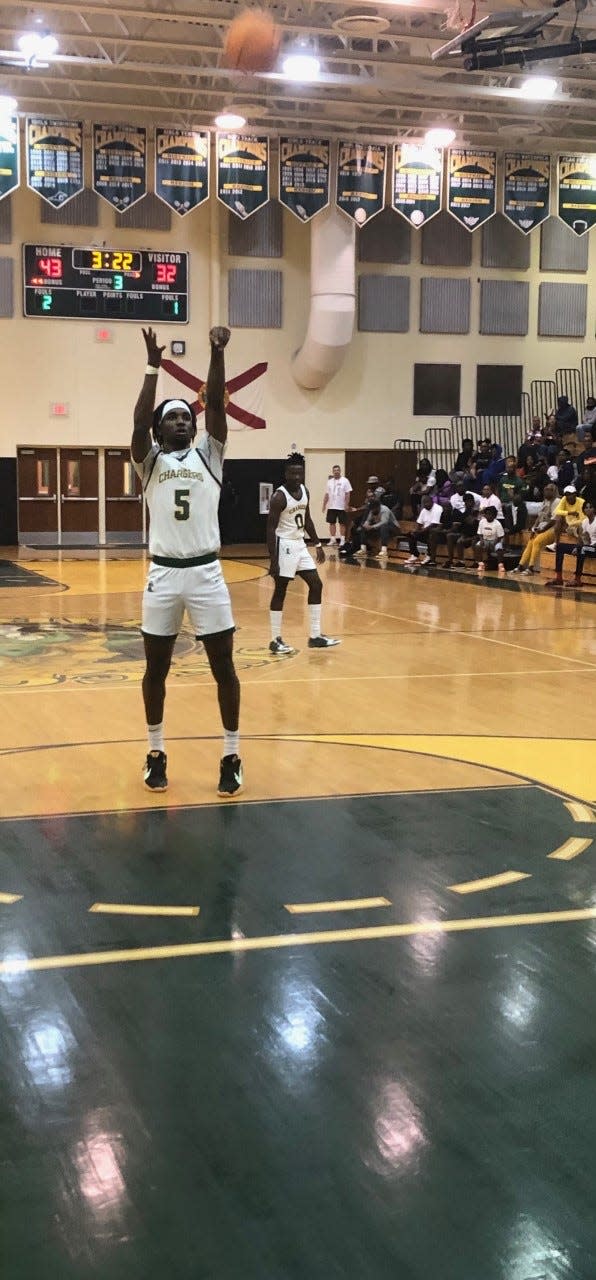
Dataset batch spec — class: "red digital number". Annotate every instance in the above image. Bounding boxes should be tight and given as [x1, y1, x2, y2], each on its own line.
[38, 256, 62, 279]
[155, 263, 177, 284]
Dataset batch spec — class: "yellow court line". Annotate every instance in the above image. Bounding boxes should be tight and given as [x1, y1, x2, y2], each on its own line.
[449, 871, 530, 895]
[4, 906, 596, 976]
[565, 801, 595, 824]
[0, 892, 23, 905]
[547, 837, 593, 862]
[89, 902, 200, 917]
[285, 896, 391, 914]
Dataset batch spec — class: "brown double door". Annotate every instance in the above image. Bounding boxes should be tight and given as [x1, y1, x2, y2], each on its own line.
[105, 448, 143, 542]
[17, 447, 59, 539]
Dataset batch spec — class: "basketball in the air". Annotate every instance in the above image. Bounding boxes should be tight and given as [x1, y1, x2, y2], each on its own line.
[223, 9, 281, 72]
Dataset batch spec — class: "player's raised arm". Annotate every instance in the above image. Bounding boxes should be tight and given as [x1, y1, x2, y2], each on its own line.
[132, 327, 165, 462]
[205, 326, 231, 445]
[304, 491, 325, 565]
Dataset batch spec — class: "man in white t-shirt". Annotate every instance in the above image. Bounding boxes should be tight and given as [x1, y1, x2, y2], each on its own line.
[474, 506, 505, 568]
[405, 494, 442, 568]
[322, 465, 353, 547]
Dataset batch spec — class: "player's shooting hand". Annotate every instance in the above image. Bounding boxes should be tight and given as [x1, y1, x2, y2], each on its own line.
[210, 326, 231, 349]
[315, 546, 325, 565]
[142, 327, 165, 367]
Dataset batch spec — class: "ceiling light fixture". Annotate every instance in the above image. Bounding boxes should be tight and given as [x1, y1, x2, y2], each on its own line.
[18, 31, 58, 65]
[520, 76, 557, 100]
[214, 111, 247, 130]
[424, 126, 456, 148]
[282, 40, 320, 81]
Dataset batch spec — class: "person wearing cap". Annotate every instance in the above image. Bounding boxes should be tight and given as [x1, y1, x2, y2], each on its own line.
[131, 324, 242, 799]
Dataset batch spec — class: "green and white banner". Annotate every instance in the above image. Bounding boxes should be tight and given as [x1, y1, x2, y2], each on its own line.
[27, 118, 83, 208]
[155, 129, 209, 215]
[93, 124, 147, 211]
[557, 154, 596, 236]
[336, 142, 386, 225]
[216, 134, 269, 219]
[448, 148, 496, 230]
[392, 143, 442, 227]
[0, 115, 19, 201]
[503, 153, 550, 233]
[279, 137, 329, 221]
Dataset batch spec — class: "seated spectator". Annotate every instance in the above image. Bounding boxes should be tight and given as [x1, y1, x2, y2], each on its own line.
[482, 444, 505, 488]
[405, 493, 442, 567]
[498, 456, 524, 505]
[445, 494, 478, 567]
[358, 499, 400, 559]
[554, 395, 578, 437]
[553, 484, 585, 541]
[518, 426, 543, 469]
[478, 484, 504, 518]
[434, 469, 453, 507]
[541, 422, 560, 463]
[473, 506, 505, 569]
[547, 500, 596, 588]
[551, 449, 576, 494]
[577, 397, 596, 442]
[576, 431, 596, 480]
[473, 438, 492, 476]
[504, 490, 528, 536]
[409, 459, 436, 518]
[510, 482, 559, 576]
[449, 481, 468, 513]
[454, 438, 475, 473]
[521, 455, 548, 502]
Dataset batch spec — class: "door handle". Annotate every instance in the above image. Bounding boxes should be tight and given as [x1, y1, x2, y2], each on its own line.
[19, 495, 57, 501]
[61, 495, 98, 502]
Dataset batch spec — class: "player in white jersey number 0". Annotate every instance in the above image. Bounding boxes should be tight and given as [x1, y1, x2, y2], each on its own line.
[267, 453, 340, 653]
[131, 325, 242, 798]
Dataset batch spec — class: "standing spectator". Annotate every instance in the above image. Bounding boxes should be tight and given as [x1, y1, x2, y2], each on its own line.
[547, 500, 595, 587]
[446, 493, 479, 567]
[577, 397, 596, 441]
[554, 395, 578, 436]
[474, 506, 505, 569]
[510, 482, 559, 576]
[405, 493, 442, 567]
[322, 464, 352, 547]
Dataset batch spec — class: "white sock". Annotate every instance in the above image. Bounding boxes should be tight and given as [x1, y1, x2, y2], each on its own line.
[339, 535, 345, 546]
[148, 723, 165, 753]
[270, 610, 283, 641]
[309, 604, 322, 639]
[224, 729, 240, 757]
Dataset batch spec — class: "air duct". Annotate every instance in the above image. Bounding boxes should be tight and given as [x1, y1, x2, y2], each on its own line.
[292, 207, 356, 391]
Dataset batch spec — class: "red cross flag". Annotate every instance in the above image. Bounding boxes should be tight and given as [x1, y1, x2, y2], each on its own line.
[160, 356, 267, 430]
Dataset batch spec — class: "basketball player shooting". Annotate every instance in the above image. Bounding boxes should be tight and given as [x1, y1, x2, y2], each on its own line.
[131, 325, 242, 798]
[267, 452, 340, 654]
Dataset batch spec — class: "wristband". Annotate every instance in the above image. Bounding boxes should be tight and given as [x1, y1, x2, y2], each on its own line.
[146, 364, 160, 375]
[314, 543, 322, 548]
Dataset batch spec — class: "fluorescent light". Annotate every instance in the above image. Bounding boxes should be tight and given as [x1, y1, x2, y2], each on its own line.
[282, 51, 320, 80]
[520, 76, 557, 99]
[424, 126, 456, 148]
[214, 111, 246, 130]
[18, 31, 58, 62]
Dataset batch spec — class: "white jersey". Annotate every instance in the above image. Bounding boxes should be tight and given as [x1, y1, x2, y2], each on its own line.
[133, 432, 224, 559]
[275, 484, 309, 542]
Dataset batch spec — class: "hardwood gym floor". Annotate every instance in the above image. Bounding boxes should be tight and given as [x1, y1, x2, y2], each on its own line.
[0, 549, 594, 1279]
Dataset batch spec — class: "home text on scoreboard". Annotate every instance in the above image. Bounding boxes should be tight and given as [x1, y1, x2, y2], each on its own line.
[22, 245, 189, 323]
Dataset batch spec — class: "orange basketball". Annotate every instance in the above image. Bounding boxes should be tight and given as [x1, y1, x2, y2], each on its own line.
[222, 9, 281, 73]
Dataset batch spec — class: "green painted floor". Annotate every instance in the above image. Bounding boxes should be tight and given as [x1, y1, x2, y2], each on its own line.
[1, 787, 595, 1278]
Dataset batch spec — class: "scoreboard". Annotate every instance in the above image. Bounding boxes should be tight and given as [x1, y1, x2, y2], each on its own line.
[23, 244, 189, 322]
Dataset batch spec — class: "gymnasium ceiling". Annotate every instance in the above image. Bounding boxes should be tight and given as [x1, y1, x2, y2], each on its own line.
[1, 0, 596, 150]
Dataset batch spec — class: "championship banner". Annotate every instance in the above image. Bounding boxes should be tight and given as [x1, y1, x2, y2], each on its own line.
[279, 137, 329, 221]
[392, 143, 442, 228]
[0, 115, 19, 201]
[557, 154, 596, 236]
[503, 153, 550, 233]
[155, 128, 209, 216]
[336, 142, 386, 225]
[216, 134, 269, 219]
[93, 124, 146, 211]
[447, 148, 496, 230]
[26, 118, 83, 208]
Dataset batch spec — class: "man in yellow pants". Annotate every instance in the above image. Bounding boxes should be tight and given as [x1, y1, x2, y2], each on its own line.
[509, 481, 559, 576]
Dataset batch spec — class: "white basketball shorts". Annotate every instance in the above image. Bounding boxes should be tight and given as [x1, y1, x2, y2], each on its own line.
[142, 559, 234, 638]
[277, 536, 317, 579]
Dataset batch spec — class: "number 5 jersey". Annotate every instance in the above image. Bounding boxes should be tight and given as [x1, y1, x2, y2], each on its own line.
[133, 434, 224, 559]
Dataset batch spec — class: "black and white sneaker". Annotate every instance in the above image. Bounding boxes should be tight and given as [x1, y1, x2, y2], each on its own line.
[308, 635, 341, 648]
[144, 750, 168, 791]
[269, 636, 294, 654]
[218, 754, 243, 798]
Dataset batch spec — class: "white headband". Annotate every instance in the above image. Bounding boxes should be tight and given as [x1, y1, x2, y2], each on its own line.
[159, 399, 191, 422]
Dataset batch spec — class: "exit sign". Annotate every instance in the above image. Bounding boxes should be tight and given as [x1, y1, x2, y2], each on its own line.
[50, 402, 69, 416]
